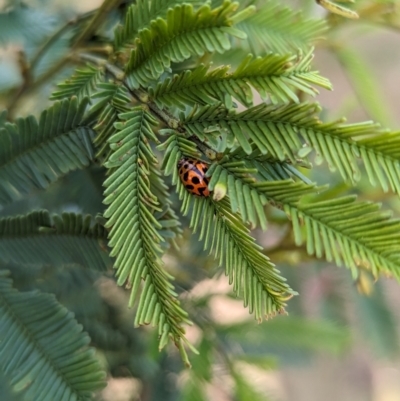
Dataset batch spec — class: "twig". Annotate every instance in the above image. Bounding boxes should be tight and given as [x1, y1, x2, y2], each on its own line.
[77, 52, 217, 158]
[6, 50, 32, 120]
[6, 11, 97, 119]
[30, 19, 76, 73]
[72, 0, 122, 50]
[7, 55, 72, 119]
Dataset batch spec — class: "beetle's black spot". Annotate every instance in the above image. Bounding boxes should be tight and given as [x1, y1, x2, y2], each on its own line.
[198, 186, 206, 195]
[203, 167, 208, 173]
[203, 176, 209, 184]
[185, 184, 194, 190]
[184, 163, 190, 169]
[183, 172, 189, 181]
[191, 176, 200, 184]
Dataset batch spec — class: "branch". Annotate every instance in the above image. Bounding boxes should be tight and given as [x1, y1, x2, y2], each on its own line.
[6, 11, 99, 119]
[76, 53, 218, 158]
[72, 0, 123, 50]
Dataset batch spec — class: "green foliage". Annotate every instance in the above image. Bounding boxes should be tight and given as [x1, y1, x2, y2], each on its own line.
[50, 65, 105, 101]
[0, 211, 110, 269]
[114, 0, 204, 51]
[0, 270, 106, 400]
[184, 102, 400, 195]
[0, 97, 95, 205]
[1, 0, 400, 399]
[291, 195, 400, 279]
[88, 83, 132, 160]
[103, 108, 191, 358]
[150, 49, 332, 109]
[237, 0, 327, 54]
[125, 2, 248, 89]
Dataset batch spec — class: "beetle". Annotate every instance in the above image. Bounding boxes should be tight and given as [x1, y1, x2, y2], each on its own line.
[177, 157, 210, 197]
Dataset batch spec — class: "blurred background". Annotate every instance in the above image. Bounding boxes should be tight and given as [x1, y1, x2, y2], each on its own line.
[1, 0, 400, 400]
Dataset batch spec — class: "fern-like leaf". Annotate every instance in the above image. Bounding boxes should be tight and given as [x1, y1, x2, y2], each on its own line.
[50, 65, 104, 101]
[160, 135, 296, 320]
[0, 97, 94, 205]
[162, 129, 400, 283]
[290, 195, 400, 280]
[299, 118, 400, 194]
[207, 154, 400, 285]
[0, 270, 106, 400]
[206, 155, 316, 230]
[85, 82, 132, 161]
[0, 211, 110, 269]
[184, 103, 400, 196]
[150, 49, 332, 109]
[103, 108, 192, 357]
[237, 0, 327, 54]
[148, 163, 182, 247]
[125, 2, 247, 89]
[183, 102, 315, 159]
[114, 0, 204, 51]
[229, 178, 400, 280]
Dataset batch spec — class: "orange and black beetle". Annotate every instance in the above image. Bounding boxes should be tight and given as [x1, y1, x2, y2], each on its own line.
[177, 157, 210, 197]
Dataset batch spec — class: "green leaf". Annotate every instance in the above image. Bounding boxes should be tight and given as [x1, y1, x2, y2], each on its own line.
[198, 154, 400, 283]
[204, 166, 400, 281]
[148, 163, 182, 247]
[0, 97, 95, 206]
[151, 49, 332, 109]
[0, 211, 110, 270]
[103, 108, 192, 356]
[0, 373, 23, 401]
[114, 0, 204, 51]
[161, 134, 296, 320]
[183, 103, 319, 160]
[288, 193, 400, 280]
[125, 2, 247, 89]
[50, 65, 104, 101]
[238, 0, 327, 55]
[86, 82, 132, 162]
[209, 157, 400, 283]
[0, 270, 106, 400]
[206, 153, 316, 229]
[184, 103, 400, 196]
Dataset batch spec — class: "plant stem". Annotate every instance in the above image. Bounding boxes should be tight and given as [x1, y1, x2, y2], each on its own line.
[72, 0, 122, 50]
[7, 55, 73, 119]
[6, 11, 97, 119]
[77, 53, 203, 135]
[30, 18, 78, 73]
